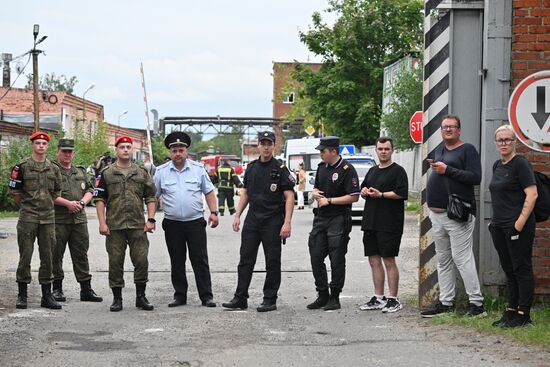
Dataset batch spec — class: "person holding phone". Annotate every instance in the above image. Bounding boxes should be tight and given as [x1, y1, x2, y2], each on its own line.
[421, 114, 485, 318]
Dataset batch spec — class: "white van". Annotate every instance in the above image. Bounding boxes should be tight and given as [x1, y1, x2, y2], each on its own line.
[284, 138, 321, 202]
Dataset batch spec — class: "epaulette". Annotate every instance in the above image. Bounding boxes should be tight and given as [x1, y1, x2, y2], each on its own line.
[99, 165, 112, 174]
[189, 160, 204, 168]
[156, 161, 170, 171]
[248, 159, 258, 166]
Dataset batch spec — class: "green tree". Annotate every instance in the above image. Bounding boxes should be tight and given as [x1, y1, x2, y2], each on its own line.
[381, 60, 423, 151]
[151, 135, 170, 165]
[72, 121, 110, 168]
[25, 72, 78, 94]
[294, 0, 423, 146]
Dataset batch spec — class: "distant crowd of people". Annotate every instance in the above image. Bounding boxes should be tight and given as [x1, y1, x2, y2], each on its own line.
[7, 114, 539, 328]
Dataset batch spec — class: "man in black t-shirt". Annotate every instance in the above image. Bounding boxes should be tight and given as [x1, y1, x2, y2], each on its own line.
[222, 131, 295, 312]
[307, 136, 360, 311]
[359, 137, 408, 313]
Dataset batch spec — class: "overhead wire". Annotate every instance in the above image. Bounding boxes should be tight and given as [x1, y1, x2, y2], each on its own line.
[0, 53, 32, 102]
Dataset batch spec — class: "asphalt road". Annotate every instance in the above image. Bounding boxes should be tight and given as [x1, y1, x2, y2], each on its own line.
[0, 205, 547, 366]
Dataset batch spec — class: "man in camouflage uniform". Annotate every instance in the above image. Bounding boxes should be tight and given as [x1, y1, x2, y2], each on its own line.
[51, 139, 102, 303]
[94, 136, 157, 312]
[8, 131, 63, 310]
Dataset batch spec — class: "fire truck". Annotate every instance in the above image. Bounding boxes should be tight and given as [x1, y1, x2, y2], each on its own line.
[200, 155, 243, 178]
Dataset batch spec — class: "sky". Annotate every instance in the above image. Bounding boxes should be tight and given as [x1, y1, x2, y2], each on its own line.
[1, 0, 333, 130]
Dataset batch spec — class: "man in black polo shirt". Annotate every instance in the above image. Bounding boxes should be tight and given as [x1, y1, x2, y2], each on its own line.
[307, 136, 360, 311]
[222, 131, 295, 312]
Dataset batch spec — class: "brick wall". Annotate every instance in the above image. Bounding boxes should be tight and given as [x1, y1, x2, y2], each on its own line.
[512, 0, 550, 296]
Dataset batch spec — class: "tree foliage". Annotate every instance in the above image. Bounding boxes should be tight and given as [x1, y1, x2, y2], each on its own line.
[294, 0, 423, 147]
[72, 121, 111, 168]
[25, 72, 78, 94]
[381, 59, 423, 151]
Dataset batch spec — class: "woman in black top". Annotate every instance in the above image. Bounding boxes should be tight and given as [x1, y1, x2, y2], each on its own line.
[489, 125, 538, 328]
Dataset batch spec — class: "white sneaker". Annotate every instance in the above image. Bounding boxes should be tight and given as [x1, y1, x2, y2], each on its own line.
[382, 298, 403, 313]
[359, 296, 387, 311]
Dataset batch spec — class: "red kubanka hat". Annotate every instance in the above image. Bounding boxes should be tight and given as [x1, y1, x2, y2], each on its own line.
[29, 131, 51, 142]
[115, 136, 133, 146]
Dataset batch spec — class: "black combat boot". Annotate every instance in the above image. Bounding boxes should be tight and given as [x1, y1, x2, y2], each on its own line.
[16, 282, 27, 309]
[80, 280, 103, 302]
[306, 290, 330, 309]
[110, 287, 123, 312]
[323, 289, 341, 311]
[40, 283, 62, 310]
[52, 279, 66, 302]
[135, 283, 154, 311]
[222, 297, 248, 310]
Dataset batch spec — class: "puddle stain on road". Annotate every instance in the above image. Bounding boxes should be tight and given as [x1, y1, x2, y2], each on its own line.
[47, 331, 136, 352]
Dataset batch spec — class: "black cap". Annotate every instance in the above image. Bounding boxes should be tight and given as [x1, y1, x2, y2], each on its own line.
[315, 136, 340, 150]
[57, 138, 75, 150]
[164, 131, 191, 149]
[258, 131, 276, 143]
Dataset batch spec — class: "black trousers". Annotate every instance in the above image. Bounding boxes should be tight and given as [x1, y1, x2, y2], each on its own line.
[490, 217, 535, 312]
[218, 188, 235, 214]
[308, 213, 352, 293]
[235, 212, 283, 302]
[162, 218, 213, 302]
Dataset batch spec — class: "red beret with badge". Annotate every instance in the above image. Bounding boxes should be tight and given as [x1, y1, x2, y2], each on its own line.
[115, 135, 133, 146]
[29, 131, 50, 142]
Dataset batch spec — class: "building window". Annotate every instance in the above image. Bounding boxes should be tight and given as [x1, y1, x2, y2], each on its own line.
[283, 92, 295, 104]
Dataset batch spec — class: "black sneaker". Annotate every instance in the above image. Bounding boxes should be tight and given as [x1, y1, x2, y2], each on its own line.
[420, 302, 454, 318]
[382, 298, 403, 313]
[502, 313, 533, 328]
[462, 303, 487, 318]
[492, 310, 516, 327]
[359, 296, 387, 311]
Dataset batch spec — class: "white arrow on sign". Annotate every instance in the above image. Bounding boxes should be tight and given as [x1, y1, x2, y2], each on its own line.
[508, 70, 550, 152]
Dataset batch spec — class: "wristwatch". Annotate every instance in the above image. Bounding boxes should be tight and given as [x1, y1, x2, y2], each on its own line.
[147, 218, 156, 223]
[211, 211, 219, 216]
[79, 200, 86, 207]
[328, 198, 332, 205]
[381, 192, 384, 199]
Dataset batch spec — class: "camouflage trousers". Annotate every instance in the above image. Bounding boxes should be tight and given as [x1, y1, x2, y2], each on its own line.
[53, 223, 92, 283]
[16, 221, 55, 284]
[106, 229, 149, 288]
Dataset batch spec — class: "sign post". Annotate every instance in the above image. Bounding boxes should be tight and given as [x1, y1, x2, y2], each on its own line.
[508, 70, 550, 152]
[409, 111, 423, 144]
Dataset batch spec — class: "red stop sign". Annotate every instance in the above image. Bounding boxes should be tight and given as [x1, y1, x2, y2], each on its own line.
[409, 111, 423, 144]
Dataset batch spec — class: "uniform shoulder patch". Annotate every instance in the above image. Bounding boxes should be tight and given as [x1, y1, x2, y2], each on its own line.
[343, 164, 349, 170]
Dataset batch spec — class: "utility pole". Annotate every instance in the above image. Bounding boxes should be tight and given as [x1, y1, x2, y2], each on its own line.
[31, 24, 47, 133]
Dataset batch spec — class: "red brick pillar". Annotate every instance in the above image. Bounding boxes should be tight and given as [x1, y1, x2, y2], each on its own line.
[512, 0, 550, 298]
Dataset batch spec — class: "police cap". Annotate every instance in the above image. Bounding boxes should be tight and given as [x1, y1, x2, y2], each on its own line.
[164, 131, 191, 149]
[258, 131, 275, 143]
[315, 136, 340, 150]
[57, 138, 75, 150]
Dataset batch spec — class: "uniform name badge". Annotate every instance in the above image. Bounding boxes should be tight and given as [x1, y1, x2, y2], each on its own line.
[332, 172, 339, 182]
[270, 183, 277, 192]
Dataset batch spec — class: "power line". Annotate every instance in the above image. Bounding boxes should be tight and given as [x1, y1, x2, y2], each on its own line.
[0, 53, 31, 102]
